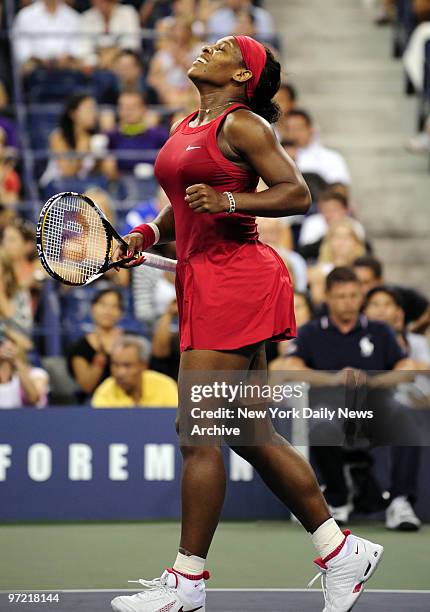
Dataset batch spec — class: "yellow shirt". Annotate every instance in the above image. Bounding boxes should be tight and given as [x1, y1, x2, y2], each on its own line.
[92, 370, 178, 408]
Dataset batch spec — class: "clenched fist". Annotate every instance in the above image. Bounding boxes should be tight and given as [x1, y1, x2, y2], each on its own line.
[185, 184, 229, 214]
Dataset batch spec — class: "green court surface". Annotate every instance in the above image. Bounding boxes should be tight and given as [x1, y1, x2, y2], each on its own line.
[1, 521, 429, 591]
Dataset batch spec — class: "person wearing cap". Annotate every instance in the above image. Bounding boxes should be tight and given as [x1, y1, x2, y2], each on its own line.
[110, 37, 382, 612]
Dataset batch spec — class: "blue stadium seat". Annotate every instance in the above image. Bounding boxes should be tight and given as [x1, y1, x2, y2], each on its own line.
[90, 69, 119, 103]
[24, 69, 89, 104]
[26, 105, 59, 151]
[40, 175, 111, 200]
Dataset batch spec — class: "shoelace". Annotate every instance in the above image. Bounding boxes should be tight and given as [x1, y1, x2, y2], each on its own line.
[307, 569, 328, 605]
[128, 577, 174, 598]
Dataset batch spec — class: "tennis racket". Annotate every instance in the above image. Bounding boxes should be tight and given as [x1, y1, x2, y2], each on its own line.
[36, 192, 177, 286]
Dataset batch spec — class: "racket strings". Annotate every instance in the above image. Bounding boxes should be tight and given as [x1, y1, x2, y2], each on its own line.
[42, 194, 109, 284]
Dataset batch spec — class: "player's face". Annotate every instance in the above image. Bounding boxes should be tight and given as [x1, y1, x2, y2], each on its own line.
[326, 281, 362, 324]
[364, 292, 402, 329]
[111, 346, 146, 394]
[188, 37, 246, 86]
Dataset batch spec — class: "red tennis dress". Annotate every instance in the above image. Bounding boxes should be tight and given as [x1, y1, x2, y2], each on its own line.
[154, 103, 296, 351]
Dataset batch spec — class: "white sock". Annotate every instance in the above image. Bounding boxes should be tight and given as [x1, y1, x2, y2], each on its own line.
[173, 551, 205, 576]
[311, 518, 347, 561]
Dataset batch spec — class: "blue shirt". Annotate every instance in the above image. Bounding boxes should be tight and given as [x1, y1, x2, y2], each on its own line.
[289, 315, 406, 371]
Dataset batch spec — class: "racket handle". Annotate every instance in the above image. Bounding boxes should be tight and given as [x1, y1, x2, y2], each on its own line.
[139, 252, 177, 273]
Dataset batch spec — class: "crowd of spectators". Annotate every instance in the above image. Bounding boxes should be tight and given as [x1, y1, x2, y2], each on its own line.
[371, 0, 430, 152]
[0, 0, 429, 529]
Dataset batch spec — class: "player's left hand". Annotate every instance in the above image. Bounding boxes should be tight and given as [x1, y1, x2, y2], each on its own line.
[185, 184, 229, 214]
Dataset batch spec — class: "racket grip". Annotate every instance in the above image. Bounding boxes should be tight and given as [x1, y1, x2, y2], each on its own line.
[139, 252, 177, 273]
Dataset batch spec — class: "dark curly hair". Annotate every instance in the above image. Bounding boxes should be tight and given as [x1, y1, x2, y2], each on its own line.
[249, 47, 281, 124]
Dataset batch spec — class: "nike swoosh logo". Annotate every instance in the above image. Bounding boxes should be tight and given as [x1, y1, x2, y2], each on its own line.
[186, 145, 201, 151]
[178, 607, 203, 612]
[355, 544, 359, 554]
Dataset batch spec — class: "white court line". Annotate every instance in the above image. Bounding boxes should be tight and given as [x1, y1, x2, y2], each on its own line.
[1, 589, 429, 595]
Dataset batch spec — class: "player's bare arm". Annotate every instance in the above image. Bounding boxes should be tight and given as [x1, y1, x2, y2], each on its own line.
[185, 110, 311, 216]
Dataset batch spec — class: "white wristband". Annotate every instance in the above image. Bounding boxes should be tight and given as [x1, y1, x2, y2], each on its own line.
[224, 191, 236, 214]
[148, 222, 160, 245]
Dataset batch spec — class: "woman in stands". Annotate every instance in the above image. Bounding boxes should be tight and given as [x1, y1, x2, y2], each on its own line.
[112, 36, 383, 612]
[40, 94, 115, 189]
[66, 288, 124, 402]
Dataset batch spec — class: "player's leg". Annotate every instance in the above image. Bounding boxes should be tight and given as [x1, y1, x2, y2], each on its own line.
[111, 343, 262, 612]
[229, 344, 331, 532]
[177, 344, 262, 558]
[229, 344, 384, 612]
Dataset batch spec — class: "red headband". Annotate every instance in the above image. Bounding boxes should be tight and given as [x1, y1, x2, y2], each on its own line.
[234, 35, 267, 100]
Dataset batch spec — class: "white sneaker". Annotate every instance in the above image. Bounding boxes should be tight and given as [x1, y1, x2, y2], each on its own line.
[328, 504, 352, 526]
[111, 568, 208, 612]
[308, 530, 384, 612]
[385, 496, 421, 531]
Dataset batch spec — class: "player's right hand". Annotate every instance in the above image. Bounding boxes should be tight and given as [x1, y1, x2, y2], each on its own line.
[113, 232, 147, 269]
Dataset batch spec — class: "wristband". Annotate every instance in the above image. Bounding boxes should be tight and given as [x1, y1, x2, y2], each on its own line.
[223, 191, 236, 214]
[130, 223, 160, 250]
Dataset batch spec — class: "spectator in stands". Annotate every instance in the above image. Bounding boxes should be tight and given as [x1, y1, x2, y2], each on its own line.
[234, 8, 257, 37]
[364, 286, 430, 406]
[13, 0, 81, 74]
[140, 0, 171, 29]
[98, 49, 158, 105]
[67, 288, 124, 400]
[0, 113, 18, 151]
[0, 250, 33, 351]
[403, 21, 430, 94]
[284, 109, 351, 185]
[78, 0, 141, 68]
[148, 17, 203, 107]
[274, 83, 298, 142]
[207, 0, 275, 44]
[153, 0, 205, 39]
[298, 190, 365, 260]
[92, 334, 178, 407]
[1, 218, 43, 292]
[151, 298, 180, 380]
[106, 91, 168, 174]
[282, 267, 422, 529]
[269, 291, 315, 365]
[353, 255, 430, 332]
[308, 219, 366, 306]
[363, 286, 426, 530]
[256, 217, 307, 292]
[41, 94, 113, 187]
[0, 338, 49, 408]
[0, 131, 20, 207]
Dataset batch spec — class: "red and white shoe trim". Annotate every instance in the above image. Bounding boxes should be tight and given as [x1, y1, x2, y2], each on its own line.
[167, 568, 210, 587]
[313, 529, 352, 570]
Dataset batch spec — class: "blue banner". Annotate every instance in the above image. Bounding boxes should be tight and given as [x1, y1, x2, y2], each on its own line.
[1, 409, 429, 522]
[0, 409, 289, 522]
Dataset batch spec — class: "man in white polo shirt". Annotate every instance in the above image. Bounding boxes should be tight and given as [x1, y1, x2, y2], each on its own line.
[13, 0, 80, 73]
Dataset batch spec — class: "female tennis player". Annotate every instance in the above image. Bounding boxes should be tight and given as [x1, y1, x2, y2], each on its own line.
[111, 36, 383, 612]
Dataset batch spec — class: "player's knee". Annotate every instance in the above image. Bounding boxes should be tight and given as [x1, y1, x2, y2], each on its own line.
[180, 444, 222, 460]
